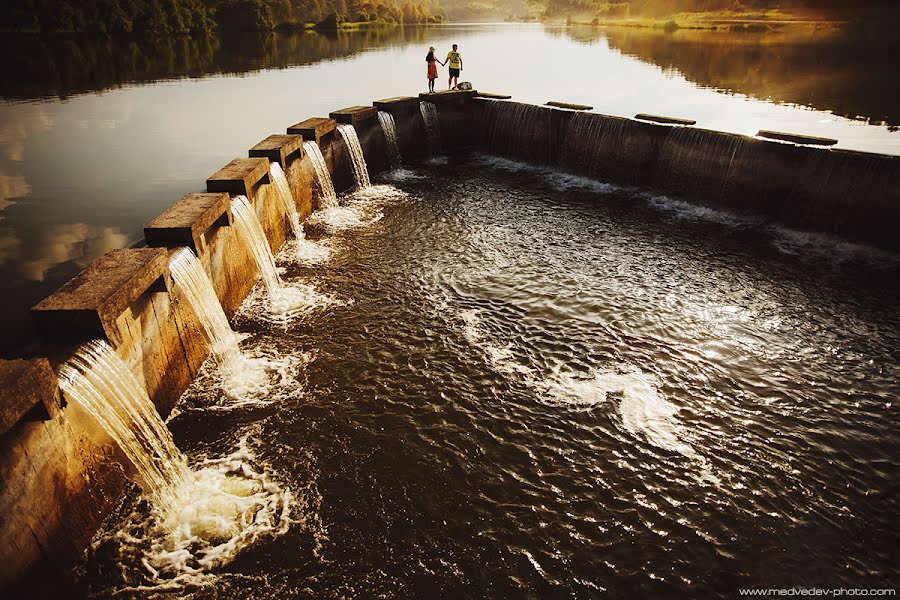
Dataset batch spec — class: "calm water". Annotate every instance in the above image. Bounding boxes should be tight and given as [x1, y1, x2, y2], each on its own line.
[2, 24, 899, 352]
[78, 157, 899, 597]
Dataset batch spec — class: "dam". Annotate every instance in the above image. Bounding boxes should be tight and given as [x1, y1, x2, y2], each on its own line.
[1, 91, 898, 597]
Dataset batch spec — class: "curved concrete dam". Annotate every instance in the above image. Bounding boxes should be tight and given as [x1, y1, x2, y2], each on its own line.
[1, 92, 898, 597]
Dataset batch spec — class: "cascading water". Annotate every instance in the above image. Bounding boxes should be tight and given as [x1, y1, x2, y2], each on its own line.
[269, 161, 330, 264]
[481, 100, 551, 164]
[231, 195, 283, 300]
[169, 248, 242, 373]
[377, 111, 401, 169]
[303, 140, 337, 208]
[337, 123, 371, 189]
[419, 101, 441, 154]
[231, 194, 339, 320]
[60, 340, 293, 586]
[269, 162, 304, 242]
[59, 340, 190, 505]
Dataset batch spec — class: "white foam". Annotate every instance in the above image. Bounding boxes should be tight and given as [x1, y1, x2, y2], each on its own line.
[381, 168, 424, 182]
[308, 184, 405, 231]
[96, 435, 296, 590]
[542, 366, 698, 460]
[279, 237, 332, 265]
[474, 153, 623, 195]
[770, 226, 900, 268]
[641, 193, 753, 227]
[459, 309, 533, 376]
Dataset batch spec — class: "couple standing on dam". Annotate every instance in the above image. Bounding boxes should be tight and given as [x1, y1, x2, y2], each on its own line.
[426, 44, 464, 93]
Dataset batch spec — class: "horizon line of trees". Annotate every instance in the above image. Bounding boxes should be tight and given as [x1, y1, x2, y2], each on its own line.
[528, 0, 900, 20]
[0, 0, 447, 36]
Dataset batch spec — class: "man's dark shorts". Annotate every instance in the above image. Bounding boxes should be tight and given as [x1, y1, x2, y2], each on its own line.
[449, 67, 460, 77]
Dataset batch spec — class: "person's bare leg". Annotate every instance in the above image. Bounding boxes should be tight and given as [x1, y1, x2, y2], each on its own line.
[448, 76, 452, 90]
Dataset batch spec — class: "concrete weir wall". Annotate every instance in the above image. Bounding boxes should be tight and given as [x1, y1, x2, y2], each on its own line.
[474, 99, 900, 252]
[1, 92, 899, 594]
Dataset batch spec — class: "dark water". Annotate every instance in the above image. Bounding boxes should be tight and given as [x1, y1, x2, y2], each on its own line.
[79, 157, 899, 597]
[2, 24, 899, 353]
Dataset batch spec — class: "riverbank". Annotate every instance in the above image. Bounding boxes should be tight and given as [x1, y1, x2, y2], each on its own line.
[551, 10, 846, 33]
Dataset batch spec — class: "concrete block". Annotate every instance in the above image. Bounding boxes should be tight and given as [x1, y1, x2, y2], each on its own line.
[287, 117, 336, 144]
[144, 192, 232, 256]
[206, 158, 270, 197]
[249, 134, 304, 166]
[475, 92, 512, 100]
[0, 359, 61, 436]
[636, 113, 697, 126]
[546, 101, 593, 111]
[373, 96, 420, 112]
[758, 130, 838, 146]
[30, 248, 169, 346]
[329, 106, 378, 127]
[420, 89, 477, 105]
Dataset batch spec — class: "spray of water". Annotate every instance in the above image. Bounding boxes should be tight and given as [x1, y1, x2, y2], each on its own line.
[377, 111, 401, 169]
[303, 141, 337, 208]
[60, 341, 294, 588]
[269, 162, 330, 264]
[420, 101, 441, 154]
[337, 123, 371, 189]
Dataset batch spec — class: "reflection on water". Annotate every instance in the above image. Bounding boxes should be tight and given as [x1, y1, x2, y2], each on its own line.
[1, 24, 899, 353]
[590, 26, 900, 128]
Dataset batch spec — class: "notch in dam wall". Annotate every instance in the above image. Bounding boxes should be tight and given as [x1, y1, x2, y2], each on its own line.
[0, 359, 61, 436]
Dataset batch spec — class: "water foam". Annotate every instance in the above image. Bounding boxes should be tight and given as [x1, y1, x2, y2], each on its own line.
[308, 184, 405, 231]
[543, 366, 698, 459]
[94, 435, 295, 590]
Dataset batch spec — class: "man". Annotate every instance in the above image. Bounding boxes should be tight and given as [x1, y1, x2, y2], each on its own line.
[446, 44, 462, 90]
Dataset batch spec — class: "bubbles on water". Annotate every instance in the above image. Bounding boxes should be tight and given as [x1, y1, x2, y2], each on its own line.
[770, 226, 900, 268]
[176, 342, 313, 412]
[241, 279, 348, 327]
[91, 435, 297, 591]
[380, 167, 425, 182]
[279, 237, 332, 266]
[308, 184, 406, 231]
[474, 153, 623, 194]
[459, 308, 533, 376]
[641, 192, 755, 227]
[542, 366, 699, 459]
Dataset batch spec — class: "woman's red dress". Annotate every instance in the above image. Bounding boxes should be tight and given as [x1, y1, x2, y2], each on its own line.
[427, 60, 438, 79]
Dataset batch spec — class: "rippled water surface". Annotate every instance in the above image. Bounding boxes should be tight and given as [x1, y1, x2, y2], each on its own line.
[80, 157, 899, 598]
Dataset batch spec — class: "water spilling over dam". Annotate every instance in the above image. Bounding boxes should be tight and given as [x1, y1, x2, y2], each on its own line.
[2, 93, 898, 598]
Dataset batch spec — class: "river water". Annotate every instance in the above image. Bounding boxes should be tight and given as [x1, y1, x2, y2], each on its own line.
[75, 154, 898, 596]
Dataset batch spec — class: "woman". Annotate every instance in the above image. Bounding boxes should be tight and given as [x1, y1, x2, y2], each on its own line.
[426, 46, 441, 93]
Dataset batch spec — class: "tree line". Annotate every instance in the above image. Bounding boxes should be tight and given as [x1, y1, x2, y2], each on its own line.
[0, 0, 446, 35]
[527, 0, 900, 20]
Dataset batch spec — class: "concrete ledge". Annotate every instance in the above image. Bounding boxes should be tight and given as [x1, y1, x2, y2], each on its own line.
[287, 117, 336, 144]
[31, 248, 169, 344]
[207, 158, 270, 197]
[0, 359, 61, 436]
[758, 130, 838, 146]
[420, 89, 477, 104]
[329, 106, 378, 127]
[636, 113, 697, 126]
[475, 92, 512, 100]
[373, 96, 420, 111]
[547, 101, 593, 111]
[249, 134, 304, 166]
[145, 192, 232, 255]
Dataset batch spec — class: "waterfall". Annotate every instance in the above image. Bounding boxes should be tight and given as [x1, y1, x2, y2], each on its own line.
[269, 162, 304, 242]
[59, 340, 293, 585]
[420, 101, 441, 154]
[269, 161, 330, 263]
[231, 195, 283, 300]
[481, 100, 552, 164]
[59, 340, 191, 504]
[377, 111, 401, 168]
[303, 141, 337, 208]
[168, 248, 242, 376]
[337, 123, 371, 189]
